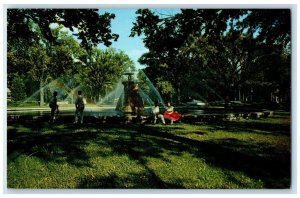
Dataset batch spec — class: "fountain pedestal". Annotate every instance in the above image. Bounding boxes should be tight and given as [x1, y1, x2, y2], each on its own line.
[116, 71, 144, 122]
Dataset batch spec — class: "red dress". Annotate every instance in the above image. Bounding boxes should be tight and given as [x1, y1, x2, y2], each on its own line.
[163, 106, 181, 121]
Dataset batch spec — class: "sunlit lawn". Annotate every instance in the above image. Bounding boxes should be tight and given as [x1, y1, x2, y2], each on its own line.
[7, 111, 291, 189]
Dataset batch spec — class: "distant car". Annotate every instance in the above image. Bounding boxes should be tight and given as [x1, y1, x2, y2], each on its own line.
[186, 99, 207, 106]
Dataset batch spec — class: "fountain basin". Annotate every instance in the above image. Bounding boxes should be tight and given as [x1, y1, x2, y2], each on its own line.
[7, 105, 274, 124]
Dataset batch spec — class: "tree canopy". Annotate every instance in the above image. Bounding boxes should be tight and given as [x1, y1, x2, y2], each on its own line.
[7, 9, 134, 105]
[130, 9, 291, 107]
[7, 9, 119, 50]
[7, 8, 291, 109]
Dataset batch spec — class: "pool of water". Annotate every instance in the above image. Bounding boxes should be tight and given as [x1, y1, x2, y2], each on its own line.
[7, 105, 268, 119]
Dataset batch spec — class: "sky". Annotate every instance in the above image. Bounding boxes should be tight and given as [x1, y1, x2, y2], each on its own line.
[97, 8, 180, 69]
[99, 8, 259, 70]
[98, 8, 148, 69]
[50, 8, 181, 69]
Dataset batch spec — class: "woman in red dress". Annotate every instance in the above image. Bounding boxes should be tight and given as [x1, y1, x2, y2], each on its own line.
[163, 102, 181, 124]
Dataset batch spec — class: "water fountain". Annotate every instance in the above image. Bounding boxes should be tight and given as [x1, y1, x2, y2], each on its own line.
[116, 70, 140, 113]
[7, 69, 167, 123]
[97, 69, 166, 123]
[7, 69, 274, 123]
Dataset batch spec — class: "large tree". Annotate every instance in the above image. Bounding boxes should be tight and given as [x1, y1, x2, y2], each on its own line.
[130, 9, 243, 103]
[239, 9, 291, 48]
[27, 44, 51, 106]
[7, 9, 119, 106]
[7, 9, 119, 50]
[79, 48, 134, 103]
[130, 9, 291, 106]
[180, 30, 281, 106]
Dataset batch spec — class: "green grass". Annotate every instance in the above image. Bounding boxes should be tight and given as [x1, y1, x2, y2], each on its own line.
[7, 111, 291, 189]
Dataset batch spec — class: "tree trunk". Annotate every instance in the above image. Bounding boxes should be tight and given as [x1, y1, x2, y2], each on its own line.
[177, 88, 181, 104]
[39, 80, 44, 106]
[177, 81, 181, 104]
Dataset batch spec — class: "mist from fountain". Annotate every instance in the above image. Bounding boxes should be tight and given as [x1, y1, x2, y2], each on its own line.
[97, 69, 166, 116]
[16, 78, 82, 108]
[97, 80, 123, 107]
[137, 70, 166, 108]
[7, 68, 269, 122]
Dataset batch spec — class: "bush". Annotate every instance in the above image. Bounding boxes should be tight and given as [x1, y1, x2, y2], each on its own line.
[10, 74, 27, 102]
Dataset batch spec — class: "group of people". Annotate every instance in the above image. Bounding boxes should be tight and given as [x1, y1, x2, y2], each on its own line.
[152, 101, 181, 125]
[49, 90, 181, 125]
[49, 90, 85, 124]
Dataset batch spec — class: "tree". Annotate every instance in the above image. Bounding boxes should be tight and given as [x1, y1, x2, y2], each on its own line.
[7, 38, 32, 85]
[79, 48, 134, 103]
[8, 23, 92, 106]
[7, 9, 119, 50]
[10, 74, 27, 102]
[130, 9, 242, 103]
[7, 9, 120, 106]
[48, 25, 86, 78]
[27, 44, 52, 106]
[181, 31, 281, 106]
[131, 9, 291, 107]
[239, 9, 291, 48]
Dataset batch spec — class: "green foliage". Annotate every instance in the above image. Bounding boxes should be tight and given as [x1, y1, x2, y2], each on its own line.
[28, 45, 51, 82]
[7, 9, 119, 50]
[10, 74, 27, 101]
[7, 23, 134, 105]
[79, 48, 134, 101]
[155, 78, 174, 95]
[7, 38, 32, 84]
[240, 9, 291, 47]
[131, 9, 291, 105]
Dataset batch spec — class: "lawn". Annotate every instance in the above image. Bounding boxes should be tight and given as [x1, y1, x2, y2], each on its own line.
[6, 111, 291, 189]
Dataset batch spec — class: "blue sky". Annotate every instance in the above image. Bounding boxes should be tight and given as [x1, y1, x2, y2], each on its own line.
[97, 8, 181, 69]
[98, 9, 148, 69]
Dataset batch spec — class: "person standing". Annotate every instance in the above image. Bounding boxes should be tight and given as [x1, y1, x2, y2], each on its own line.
[49, 91, 59, 123]
[152, 101, 165, 124]
[74, 90, 85, 124]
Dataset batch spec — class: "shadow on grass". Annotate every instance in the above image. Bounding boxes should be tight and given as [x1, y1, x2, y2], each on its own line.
[7, 119, 291, 188]
[192, 120, 291, 137]
[139, 125, 290, 188]
[7, 121, 99, 167]
[78, 171, 181, 189]
[85, 123, 291, 188]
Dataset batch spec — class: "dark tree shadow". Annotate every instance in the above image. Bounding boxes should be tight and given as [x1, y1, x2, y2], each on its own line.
[137, 125, 291, 188]
[192, 120, 290, 137]
[7, 118, 291, 189]
[7, 121, 97, 167]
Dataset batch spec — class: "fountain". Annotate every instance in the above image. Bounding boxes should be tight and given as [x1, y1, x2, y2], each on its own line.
[7, 69, 167, 123]
[116, 70, 142, 113]
[7, 69, 274, 123]
[97, 69, 166, 123]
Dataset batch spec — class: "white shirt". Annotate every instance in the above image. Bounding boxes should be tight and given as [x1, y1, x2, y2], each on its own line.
[152, 106, 160, 114]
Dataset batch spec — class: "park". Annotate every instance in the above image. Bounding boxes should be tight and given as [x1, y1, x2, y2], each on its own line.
[6, 8, 291, 189]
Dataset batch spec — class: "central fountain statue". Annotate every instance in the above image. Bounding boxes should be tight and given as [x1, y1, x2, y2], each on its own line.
[116, 70, 144, 117]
